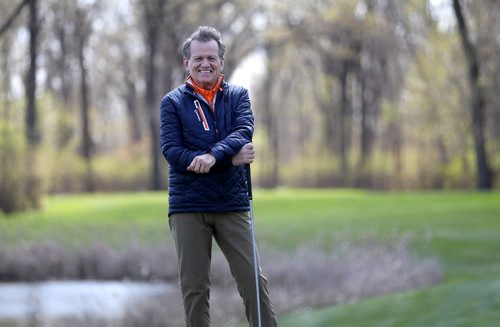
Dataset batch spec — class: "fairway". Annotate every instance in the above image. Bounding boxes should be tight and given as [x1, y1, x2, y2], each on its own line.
[252, 189, 500, 282]
[1, 189, 500, 326]
[277, 278, 500, 327]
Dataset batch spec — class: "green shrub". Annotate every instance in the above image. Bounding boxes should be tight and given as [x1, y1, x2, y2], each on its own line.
[0, 124, 29, 214]
[92, 146, 149, 191]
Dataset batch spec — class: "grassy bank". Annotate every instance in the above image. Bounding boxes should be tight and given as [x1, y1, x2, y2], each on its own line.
[1, 189, 500, 326]
[277, 278, 500, 327]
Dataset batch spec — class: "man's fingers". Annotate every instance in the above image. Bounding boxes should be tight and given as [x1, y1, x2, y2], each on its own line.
[194, 159, 204, 173]
[200, 161, 207, 173]
[230, 143, 256, 166]
[195, 161, 202, 173]
[188, 154, 216, 173]
[243, 143, 255, 156]
[246, 143, 255, 161]
[243, 143, 255, 163]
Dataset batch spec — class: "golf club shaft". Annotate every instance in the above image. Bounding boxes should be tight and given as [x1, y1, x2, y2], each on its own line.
[246, 164, 262, 327]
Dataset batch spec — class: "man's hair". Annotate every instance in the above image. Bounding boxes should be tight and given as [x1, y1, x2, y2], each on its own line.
[182, 26, 226, 59]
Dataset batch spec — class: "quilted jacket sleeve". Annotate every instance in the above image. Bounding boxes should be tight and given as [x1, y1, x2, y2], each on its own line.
[160, 93, 203, 172]
[210, 86, 254, 163]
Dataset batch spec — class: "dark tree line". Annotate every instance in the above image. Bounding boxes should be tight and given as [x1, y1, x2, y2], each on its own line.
[254, 0, 498, 189]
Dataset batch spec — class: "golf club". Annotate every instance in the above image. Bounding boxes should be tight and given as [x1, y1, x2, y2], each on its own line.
[246, 163, 262, 327]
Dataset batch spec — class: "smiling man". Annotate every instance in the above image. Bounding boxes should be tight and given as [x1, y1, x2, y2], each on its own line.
[160, 26, 277, 327]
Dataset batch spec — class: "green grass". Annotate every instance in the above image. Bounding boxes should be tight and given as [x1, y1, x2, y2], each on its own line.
[251, 189, 500, 326]
[0, 192, 171, 249]
[277, 278, 500, 327]
[253, 189, 500, 281]
[2, 189, 500, 326]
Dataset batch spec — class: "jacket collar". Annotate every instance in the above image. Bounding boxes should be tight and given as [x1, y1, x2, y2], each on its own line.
[185, 75, 224, 104]
[182, 79, 228, 99]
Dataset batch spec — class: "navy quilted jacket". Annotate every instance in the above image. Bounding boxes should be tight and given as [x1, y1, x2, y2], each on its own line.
[160, 81, 253, 216]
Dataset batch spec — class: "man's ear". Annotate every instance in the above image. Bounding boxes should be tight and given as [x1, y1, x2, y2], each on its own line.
[183, 58, 189, 72]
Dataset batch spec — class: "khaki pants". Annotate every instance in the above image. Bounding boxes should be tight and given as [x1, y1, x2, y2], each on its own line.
[169, 212, 277, 327]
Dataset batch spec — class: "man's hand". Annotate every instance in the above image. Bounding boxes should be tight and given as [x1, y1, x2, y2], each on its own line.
[188, 153, 216, 173]
[232, 143, 255, 166]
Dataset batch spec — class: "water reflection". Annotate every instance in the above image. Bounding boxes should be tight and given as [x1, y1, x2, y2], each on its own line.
[0, 281, 173, 325]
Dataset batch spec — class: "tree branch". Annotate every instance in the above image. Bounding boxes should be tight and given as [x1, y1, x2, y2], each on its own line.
[452, 0, 478, 75]
[0, 0, 29, 38]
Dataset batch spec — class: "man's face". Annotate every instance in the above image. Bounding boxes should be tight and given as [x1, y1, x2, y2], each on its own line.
[184, 39, 224, 90]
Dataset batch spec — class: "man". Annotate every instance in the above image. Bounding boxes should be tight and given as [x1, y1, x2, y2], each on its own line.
[160, 26, 277, 327]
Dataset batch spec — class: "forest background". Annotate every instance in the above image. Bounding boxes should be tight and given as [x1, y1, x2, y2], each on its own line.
[0, 0, 499, 214]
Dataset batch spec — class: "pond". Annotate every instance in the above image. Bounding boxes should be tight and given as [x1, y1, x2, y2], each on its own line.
[0, 281, 175, 326]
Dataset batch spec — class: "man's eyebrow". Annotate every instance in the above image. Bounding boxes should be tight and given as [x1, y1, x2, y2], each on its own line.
[192, 55, 218, 59]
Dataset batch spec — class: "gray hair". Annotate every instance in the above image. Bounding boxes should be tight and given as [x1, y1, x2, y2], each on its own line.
[182, 26, 226, 59]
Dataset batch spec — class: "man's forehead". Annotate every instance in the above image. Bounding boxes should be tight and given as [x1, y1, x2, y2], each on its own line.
[190, 40, 219, 55]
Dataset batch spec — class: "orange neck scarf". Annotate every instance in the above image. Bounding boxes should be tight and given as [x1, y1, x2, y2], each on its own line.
[186, 75, 224, 107]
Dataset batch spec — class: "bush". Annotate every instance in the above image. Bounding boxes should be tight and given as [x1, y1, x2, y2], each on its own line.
[0, 241, 178, 282]
[0, 124, 33, 214]
[92, 142, 150, 191]
[37, 141, 150, 193]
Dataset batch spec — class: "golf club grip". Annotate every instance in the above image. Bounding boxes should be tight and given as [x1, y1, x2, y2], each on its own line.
[245, 163, 253, 200]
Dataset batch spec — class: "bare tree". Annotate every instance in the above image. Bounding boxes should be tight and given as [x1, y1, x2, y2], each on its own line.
[43, 0, 76, 148]
[259, 43, 280, 187]
[124, 67, 142, 144]
[452, 0, 493, 189]
[141, 0, 166, 190]
[23, 0, 42, 208]
[0, 0, 42, 212]
[1, 0, 498, 195]
[0, 13, 22, 214]
[25, 0, 39, 146]
[75, 3, 95, 192]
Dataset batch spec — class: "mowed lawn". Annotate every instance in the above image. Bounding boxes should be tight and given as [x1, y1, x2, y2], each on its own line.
[1, 189, 500, 326]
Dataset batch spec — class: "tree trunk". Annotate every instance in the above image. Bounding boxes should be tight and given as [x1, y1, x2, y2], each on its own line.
[24, 0, 40, 209]
[146, 33, 161, 190]
[143, 0, 165, 190]
[125, 79, 142, 143]
[260, 46, 279, 188]
[1, 33, 11, 121]
[359, 73, 373, 167]
[338, 61, 349, 174]
[320, 56, 337, 156]
[25, 0, 38, 146]
[56, 21, 73, 149]
[76, 8, 94, 192]
[452, 0, 493, 189]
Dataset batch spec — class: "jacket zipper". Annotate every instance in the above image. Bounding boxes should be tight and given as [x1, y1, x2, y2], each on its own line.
[212, 94, 223, 208]
[211, 93, 224, 208]
[190, 89, 224, 208]
[211, 101, 220, 140]
[191, 91, 220, 140]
